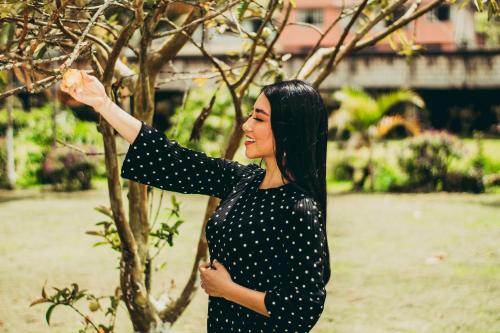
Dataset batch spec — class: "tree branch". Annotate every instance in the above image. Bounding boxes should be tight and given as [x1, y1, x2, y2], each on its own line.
[148, 5, 205, 77]
[353, 0, 443, 51]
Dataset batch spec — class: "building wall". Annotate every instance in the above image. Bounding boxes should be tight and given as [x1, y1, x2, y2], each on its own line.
[277, 0, 475, 53]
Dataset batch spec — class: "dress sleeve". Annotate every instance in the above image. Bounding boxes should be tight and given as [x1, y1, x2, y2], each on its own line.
[264, 196, 328, 332]
[120, 120, 254, 199]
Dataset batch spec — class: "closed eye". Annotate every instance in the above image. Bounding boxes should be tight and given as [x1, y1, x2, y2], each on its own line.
[246, 110, 263, 122]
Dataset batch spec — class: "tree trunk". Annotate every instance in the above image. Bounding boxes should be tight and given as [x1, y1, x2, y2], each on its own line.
[5, 73, 16, 190]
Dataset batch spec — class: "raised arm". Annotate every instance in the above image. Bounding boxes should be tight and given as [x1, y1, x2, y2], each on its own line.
[61, 70, 256, 199]
[95, 98, 142, 144]
[118, 119, 257, 199]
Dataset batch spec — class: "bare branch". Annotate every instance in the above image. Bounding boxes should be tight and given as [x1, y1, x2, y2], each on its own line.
[237, 2, 293, 101]
[55, 139, 126, 156]
[0, 43, 91, 100]
[152, 0, 241, 38]
[156, 64, 247, 83]
[311, 0, 370, 85]
[0, 55, 69, 71]
[294, 15, 342, 79]
[353, 0, 442, 51]
[102, 8, 142, 90]
[163, 16, 235, 90]
[148, 6, 205, 77]
[231, 0, 280, 89]
[2, 17, 113, 56]
[309, 0, 411, 88]
[59, 0, 115, 73]
[286, 21, 324, 35]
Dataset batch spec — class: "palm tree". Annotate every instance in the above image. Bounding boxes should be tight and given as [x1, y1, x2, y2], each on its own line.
[330, 86, 425, 190]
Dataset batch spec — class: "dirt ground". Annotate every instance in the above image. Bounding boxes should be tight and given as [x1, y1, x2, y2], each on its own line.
[0, 181, 499, 333]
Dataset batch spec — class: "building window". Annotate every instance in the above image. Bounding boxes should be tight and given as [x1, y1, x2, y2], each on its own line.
[250, 18, 263, 32]
[428, 4, 450, 22]
[296, 8, 323, 26]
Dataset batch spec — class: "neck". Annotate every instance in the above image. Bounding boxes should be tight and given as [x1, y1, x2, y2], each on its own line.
[260, 157, 290, 189]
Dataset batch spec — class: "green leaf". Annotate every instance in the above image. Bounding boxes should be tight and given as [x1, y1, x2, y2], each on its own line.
[155, 261, 168, 271]
[237, 0, 250, 20]
[0, 71, 8, 87]
[45, 304, 57, 325]
[34, 43, 47, 59]
[85, 230, 103, 236]
[95, 221, 111, 227]
[473, 0, 484, 11]
[94, 205, 113, 218]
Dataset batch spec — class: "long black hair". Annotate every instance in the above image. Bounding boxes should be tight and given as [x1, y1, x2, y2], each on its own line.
[260, 79, 331, 285]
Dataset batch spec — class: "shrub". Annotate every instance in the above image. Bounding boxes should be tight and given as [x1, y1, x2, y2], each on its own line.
[329, 148, 372, 190]
[371, 162, 408, 192]
[38, 146, 98, 191]
[332, 159, 354, 181]
[397, 130, 485, 193]
[0, 105, 107, 187]
[443, 171, 484, 193]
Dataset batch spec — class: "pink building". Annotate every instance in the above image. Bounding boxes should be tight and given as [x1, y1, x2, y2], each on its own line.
[277, 0, 477, 53]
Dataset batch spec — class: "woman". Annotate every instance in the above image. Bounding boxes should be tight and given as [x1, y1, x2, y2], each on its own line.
[61, 71, 331, 333]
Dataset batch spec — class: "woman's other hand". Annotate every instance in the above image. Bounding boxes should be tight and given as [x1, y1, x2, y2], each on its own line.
[199, 259, 234, 298]
[60, 69, 110, 112]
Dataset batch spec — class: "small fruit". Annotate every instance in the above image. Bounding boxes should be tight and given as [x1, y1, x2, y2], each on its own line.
[62, 69, 83, 88]
[261, 27, 272, 39]
[88, 300, 100, 312]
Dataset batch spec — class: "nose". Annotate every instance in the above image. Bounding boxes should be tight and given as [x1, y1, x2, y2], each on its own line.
[241, 119, 250, 133]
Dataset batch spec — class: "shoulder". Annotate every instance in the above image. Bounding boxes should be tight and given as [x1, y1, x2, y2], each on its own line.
[289, 195, 321, 222]
[276, 193, 322, 228]
[277, 194, 325, 247]
[231, 162, 261, 180]
[233, 162, 262, 183]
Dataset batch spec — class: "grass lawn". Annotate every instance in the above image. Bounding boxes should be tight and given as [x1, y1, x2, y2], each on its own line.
[0, 180, 499, 333]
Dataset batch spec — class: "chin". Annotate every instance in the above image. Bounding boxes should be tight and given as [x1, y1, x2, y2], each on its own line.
[244, 149, 259, 160]
[245, 152, 255, 159]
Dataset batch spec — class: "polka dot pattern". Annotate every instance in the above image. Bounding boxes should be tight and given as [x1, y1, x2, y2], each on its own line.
[121, 121, 327, 332]
[121, 121, 253, 199]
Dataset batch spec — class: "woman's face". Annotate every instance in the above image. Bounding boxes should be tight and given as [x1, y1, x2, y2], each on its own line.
[242, 93, 275, 159]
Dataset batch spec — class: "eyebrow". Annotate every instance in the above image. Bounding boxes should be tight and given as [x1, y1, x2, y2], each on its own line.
[254, 107, 269, 117]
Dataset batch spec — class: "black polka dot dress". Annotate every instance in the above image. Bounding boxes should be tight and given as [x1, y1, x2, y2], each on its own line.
[120, 121, 328, 333]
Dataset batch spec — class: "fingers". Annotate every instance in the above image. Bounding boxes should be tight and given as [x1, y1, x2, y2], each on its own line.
[61, 69, 89, 90]
[198, 262, 211, 270]
[69, 84, 78, 97]
[61, 80, 77, 95]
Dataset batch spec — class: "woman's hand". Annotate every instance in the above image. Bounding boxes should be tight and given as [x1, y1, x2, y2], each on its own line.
[199, 259, 233, 299]
[60, 69, 110, 112]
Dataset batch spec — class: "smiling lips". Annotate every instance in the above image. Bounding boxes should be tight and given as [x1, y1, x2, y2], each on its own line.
[245, 137, 256, 145]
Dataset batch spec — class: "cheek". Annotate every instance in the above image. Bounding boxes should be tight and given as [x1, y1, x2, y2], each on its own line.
[257, 127, 275, 150]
